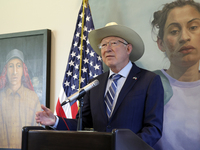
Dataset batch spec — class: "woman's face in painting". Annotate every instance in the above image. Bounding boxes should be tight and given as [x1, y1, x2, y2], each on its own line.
[157, 5, 200, 67]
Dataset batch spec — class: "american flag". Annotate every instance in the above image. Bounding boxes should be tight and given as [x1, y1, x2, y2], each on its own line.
[55, 0, 103, 119]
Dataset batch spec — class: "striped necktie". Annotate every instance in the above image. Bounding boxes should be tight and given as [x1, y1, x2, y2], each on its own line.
[105, 74, 121, 118]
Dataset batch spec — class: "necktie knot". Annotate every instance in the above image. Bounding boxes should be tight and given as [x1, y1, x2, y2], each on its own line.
[111, 74, 121, 83]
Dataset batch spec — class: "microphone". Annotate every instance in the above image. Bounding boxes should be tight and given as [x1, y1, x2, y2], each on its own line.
[61, 79, 99, 106]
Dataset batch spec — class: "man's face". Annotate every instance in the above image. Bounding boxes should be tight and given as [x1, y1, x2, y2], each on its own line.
[7, 58, 23, 87]
[100, 36, 132, 73]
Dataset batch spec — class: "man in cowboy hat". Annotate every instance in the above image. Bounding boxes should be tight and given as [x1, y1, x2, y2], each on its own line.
[35, 22, 164, 147]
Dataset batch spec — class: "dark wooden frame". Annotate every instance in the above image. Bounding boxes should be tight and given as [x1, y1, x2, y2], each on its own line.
[0, 29, 51, 107]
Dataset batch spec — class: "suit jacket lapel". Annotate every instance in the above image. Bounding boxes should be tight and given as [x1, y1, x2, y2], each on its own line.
[111, 64, 141, 118]
[95, 71, 109, 121]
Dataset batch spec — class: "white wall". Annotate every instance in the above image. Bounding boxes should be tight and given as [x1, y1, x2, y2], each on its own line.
[0, 0, 82, 111]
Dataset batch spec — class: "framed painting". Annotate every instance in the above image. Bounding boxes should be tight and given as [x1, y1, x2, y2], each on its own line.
[0, 29, 51, 149]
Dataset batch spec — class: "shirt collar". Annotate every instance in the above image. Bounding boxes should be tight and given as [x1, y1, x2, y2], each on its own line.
[109, 61, 132, 78]
[5, 84, 24, 98]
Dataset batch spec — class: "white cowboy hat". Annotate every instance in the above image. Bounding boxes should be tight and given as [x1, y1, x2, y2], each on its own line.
[88, 22, 144, 62]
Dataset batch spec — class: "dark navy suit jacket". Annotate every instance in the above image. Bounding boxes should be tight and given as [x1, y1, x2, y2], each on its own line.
[57, 63, 164, 147]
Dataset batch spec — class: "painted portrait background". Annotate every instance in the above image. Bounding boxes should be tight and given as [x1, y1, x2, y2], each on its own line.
[89, 0, 200, 71]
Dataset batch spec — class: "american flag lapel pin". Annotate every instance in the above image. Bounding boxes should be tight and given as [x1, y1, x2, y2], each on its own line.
[133, 77, 137, 80]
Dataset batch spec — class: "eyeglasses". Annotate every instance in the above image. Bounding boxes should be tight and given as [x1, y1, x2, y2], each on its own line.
[99, 40, 128, 49]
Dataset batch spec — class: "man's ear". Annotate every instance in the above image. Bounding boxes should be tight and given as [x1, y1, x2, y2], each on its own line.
[126, 44, 132, 55]
[157, 37, 165, 52]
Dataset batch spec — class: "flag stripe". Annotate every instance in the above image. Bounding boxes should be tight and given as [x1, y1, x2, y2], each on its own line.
[56, 98, 66, 118]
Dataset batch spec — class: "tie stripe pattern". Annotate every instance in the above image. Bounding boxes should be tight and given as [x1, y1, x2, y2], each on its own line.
[105, 74, 121, 118]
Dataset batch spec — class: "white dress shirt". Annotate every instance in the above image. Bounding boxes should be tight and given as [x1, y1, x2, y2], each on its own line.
[105, 61, 132, 117]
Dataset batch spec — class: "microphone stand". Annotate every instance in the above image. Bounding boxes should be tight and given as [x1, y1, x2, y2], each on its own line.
[77, 97, 84, 131]
[61, 88, 87, 131]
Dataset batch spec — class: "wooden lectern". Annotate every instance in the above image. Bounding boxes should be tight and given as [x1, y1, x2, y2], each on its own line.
[21, 126, 154, 150]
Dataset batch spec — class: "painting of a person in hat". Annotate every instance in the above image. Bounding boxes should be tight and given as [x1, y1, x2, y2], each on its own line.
[0, 49, 41, 149]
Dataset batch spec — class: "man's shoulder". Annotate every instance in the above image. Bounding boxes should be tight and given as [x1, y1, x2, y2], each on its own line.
[153, 70, 170, 82]
[132, 65, 158, 78]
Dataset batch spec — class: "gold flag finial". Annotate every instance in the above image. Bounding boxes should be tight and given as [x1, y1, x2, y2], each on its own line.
[83, 0, 88, 8]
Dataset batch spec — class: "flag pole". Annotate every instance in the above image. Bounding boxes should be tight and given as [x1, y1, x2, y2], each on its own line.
[77, 0, 88, 130]
[78, 0, 87, 89]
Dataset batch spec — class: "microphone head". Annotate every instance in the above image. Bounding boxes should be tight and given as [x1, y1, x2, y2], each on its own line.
[93, 79, 99, 87]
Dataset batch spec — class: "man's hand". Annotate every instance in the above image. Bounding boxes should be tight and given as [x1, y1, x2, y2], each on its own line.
[35, 105, 56, 126]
